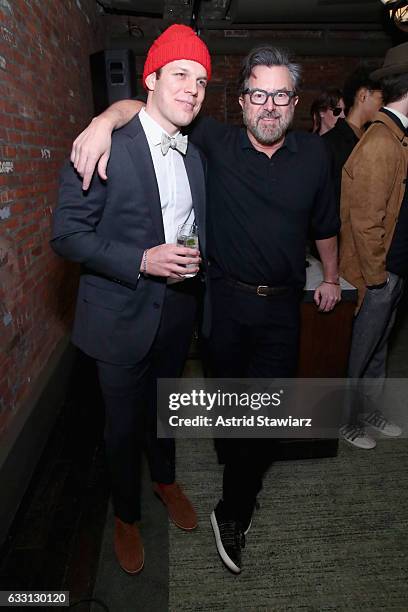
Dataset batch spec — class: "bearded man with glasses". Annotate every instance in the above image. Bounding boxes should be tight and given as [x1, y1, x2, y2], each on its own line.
[69, 45, 341, 574]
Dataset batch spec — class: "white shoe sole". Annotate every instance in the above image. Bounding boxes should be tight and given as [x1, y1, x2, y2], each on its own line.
[341, 435, 376, 450]
[363, 423, 402, 438]
[210, 511, 241, 574]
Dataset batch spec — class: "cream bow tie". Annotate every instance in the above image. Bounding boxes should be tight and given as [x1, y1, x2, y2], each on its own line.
[160, 132, 188, 156]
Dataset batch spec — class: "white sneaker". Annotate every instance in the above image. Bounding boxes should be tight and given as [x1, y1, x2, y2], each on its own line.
[340, 424, 376, 449]
[361, 410, 402, 437]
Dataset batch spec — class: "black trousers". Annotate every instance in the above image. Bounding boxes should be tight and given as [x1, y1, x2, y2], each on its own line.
[206, 277, 301, 524]
[96, 280, 199, 523]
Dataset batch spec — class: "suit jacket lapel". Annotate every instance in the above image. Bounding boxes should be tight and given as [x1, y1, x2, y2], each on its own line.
[125, 117, 206, 251]
[126, 118, 165, 244]
[184, 148, 206, 256]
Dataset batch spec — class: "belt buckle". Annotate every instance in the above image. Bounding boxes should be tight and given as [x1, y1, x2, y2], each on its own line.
[256, 285, 269, 296]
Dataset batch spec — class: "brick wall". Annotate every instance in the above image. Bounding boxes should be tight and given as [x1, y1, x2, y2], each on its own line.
[0, 0, 106, 433]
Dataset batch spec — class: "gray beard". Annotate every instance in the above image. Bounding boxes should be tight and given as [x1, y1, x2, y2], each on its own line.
[243, 109, 294, 145]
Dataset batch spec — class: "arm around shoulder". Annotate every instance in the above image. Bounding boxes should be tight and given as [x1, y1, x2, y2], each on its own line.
[71, 99, 145, 190]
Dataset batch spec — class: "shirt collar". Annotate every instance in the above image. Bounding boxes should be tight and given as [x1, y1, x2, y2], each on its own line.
[239, 127, 298, 154]
[383, 106, 408, 129]
[282, 130, 298, 153]
[139, 107, 181, 147]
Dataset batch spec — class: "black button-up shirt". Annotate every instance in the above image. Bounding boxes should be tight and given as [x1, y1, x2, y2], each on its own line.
[189, 117, 339, 288]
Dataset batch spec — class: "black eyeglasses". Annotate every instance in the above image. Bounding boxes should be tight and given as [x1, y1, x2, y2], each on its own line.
[242, 88, 297, 106]
[331, 107, 344, 117]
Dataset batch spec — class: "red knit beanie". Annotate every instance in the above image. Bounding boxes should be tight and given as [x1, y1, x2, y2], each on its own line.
[143, 24, 211, 88]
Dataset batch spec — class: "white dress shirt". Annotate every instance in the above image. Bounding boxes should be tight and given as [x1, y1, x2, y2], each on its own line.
[383, 106, 408, 129]
[139, 107, 194, 244]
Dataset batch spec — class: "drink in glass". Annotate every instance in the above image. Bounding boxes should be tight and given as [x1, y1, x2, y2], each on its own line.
[177, 223, 199, 278]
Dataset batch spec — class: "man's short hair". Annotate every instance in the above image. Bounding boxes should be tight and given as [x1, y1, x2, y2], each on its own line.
[238, 46, 302, 94]
[342, 66, 382, 113]
[381, 73, 408, 106]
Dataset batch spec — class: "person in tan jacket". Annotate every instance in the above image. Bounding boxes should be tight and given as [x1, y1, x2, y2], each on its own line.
[339, 42, 408, 449]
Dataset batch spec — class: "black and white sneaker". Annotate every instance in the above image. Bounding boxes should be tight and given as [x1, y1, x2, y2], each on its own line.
[339, 423, 376, 449]
[210, 501, 245, 574]
[361, 410, 402, 437]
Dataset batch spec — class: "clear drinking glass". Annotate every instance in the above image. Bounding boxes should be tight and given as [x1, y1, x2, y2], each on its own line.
[177, 223, 199, 278]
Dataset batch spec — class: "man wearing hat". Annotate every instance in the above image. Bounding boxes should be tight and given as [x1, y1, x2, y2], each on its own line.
[339, 42, 408, 449]
[51, 24, 211, 574]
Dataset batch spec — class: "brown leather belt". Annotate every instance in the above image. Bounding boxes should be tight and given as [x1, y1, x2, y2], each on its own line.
[225, 277, 292, 297]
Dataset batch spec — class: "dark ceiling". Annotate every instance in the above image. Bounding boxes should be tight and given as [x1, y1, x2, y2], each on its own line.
[96, 0, 407, 56]
[99, 0, 384, 25]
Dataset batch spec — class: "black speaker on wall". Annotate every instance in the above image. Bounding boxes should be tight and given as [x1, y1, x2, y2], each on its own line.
[90, 49, 138, 115]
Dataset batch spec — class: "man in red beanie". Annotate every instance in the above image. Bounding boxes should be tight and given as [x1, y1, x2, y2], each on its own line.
[51, 24, 210, 574]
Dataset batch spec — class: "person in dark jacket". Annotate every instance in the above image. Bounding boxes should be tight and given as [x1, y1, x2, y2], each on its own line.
[51, 24, 210, 575]
[323, 67, 383, 209]
[310, 88, 345, 135]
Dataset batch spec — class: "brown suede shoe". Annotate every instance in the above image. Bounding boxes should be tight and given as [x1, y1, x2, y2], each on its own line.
[153, 482, 198, 530]
[114, 518, 144, 574]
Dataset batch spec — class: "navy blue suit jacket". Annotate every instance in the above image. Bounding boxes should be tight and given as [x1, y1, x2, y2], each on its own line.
[51, 116, 207, 365]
